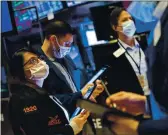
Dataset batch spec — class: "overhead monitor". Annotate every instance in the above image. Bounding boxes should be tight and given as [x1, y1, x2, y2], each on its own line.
[12, 1, 63, 32]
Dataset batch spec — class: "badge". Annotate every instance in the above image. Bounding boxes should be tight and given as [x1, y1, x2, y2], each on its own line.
[113, 47, 126, 58]
[137, 75, 145, 88]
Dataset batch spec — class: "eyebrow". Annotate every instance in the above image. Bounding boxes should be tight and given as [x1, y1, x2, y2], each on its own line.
[23, 57, 38, 66]
[120, 16, 132, 21]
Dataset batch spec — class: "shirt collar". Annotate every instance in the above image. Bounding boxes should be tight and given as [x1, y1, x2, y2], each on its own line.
[118, 38, 140, 50]
[48, 57, 55, 62]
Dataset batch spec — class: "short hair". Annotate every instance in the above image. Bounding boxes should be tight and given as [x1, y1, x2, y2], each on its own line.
[110, 7, 126, 27]
[45, 20, 75, 40]
[110, 7, 126, 38]
[9, 48, 35, 80]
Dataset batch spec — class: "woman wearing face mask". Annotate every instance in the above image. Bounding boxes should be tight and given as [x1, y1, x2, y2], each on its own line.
[8, 48, 90, 135]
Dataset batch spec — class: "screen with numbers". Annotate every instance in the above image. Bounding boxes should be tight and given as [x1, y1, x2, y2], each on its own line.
[12, 1, 63, 32]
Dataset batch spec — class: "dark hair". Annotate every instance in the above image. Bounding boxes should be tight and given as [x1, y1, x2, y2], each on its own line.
[45, 20, 75, 40]
[9, 48, 35, 80]
[110, 7, 126, 27]
[110, 7, 126, 38]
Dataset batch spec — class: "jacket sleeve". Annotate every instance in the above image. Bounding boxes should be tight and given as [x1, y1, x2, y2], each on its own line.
[138, 118, 168, 135]
[9, 97, 74, 135]
[55, 91, 83, 116]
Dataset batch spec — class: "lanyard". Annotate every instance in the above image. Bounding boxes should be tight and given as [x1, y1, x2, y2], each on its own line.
[118, 41, 142, 74]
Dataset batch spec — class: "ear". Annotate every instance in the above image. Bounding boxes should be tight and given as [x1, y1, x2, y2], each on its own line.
[49, 35, 57, 45]
[49, 35, 56, 41]
[112, 25, 117, 31]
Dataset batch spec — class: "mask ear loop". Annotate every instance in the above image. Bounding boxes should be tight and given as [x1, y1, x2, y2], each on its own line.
[113, 25, 123, 34]
[55, 36, 61, 47]
[52, 35, 61, 52]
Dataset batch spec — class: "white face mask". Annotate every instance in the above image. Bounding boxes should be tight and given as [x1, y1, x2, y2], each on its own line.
[53, 36, 71, 59]
[122, 20, 136, 37]
[28, 61, 49, 80]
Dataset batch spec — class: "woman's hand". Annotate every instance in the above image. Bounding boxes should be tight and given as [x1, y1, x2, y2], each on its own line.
[70, 111, 90, 135]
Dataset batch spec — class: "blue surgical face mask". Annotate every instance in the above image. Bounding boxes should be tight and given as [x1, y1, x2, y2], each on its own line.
[122, 20, 136, 37]
[52, 36, 71, 59]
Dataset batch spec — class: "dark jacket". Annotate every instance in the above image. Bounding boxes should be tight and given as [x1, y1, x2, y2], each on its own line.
[137, 15, 168, 135]
[137, 35, 168, 135]
[93, 41, 145, 104]
[32, 46, 83, 115]
[9, 84, 74, 135]
[138, 118, 168, 135]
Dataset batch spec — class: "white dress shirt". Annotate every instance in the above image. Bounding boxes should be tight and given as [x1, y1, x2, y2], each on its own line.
[118, 38, 150, 95]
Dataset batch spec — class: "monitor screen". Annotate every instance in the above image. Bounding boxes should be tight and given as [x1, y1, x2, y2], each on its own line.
[1, 1, 13, 33]
[86, 30, 107, 46]
[79, 21, 107, 46]
[86, 30, 97, 45]
[12, 1, 63, 32]
[66, 1, 86, 7]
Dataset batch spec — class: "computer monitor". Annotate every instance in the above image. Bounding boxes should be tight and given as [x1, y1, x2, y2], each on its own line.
[12, 1, 63, 32]
[79, 21, 107, 47]
[1, 1, 17, 36]
[86, 30, 107, 46]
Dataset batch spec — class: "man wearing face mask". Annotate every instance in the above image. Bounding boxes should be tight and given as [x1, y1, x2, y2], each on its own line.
[33, 20, 104, 116]
[96, 7, 150, 106]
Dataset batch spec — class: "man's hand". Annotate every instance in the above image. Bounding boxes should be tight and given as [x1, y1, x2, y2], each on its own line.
[107, 114, 139, 135]
[92, 80, 104, 98]
[81, 80, 104, 98]
[106, 91, 146, 115]
[81, 83, 94, 96]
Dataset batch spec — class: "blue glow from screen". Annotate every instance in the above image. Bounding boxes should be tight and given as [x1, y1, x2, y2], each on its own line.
[1, 1, 13, 33]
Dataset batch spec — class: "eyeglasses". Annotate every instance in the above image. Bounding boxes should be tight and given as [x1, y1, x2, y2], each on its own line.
[23, 57, 41, 67]
[62, 41, 73, 47]
[55, 36, 73, 47]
